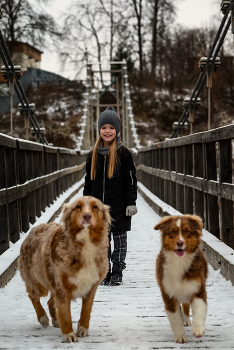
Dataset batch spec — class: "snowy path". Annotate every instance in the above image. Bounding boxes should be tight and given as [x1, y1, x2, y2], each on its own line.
[1, 189, 234, 349]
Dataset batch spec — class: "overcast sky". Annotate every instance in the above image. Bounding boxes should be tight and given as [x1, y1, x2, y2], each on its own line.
[176, 0, 221, 28]
[40, 0, 222, 79]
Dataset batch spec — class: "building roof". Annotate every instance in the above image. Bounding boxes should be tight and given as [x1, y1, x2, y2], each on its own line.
[6, 41, 43, 55]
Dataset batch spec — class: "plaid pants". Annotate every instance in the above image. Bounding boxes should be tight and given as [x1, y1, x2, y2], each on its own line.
[108, 231, 127, 273]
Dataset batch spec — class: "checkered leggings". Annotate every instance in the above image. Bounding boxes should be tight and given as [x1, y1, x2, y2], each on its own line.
[108, 231, 127, 273]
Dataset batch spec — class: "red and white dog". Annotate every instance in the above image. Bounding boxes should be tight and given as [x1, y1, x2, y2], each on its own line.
[18, 196, 111, 343]
[155, 215, 208, 344]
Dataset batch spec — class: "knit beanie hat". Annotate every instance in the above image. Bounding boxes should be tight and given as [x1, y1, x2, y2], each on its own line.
[98, 106, 120, 136]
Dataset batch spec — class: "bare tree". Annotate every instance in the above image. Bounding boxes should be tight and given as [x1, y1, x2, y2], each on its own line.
[98, 0, 131, 62]
[131, 0, 143, 71]
[60, 0, 109, 80]
[1, 0, 61, 54]
[60, 0, 131, 81]
[148, 0, 176, 77]
[99, 0, 115, 62]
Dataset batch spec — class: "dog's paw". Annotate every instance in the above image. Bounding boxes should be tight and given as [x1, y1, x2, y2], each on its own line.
[52, 318, 60, 328]
[193, 324, 205, 338]
[76, 325, 89, 337]
[39, 315, 49, 327]
[174, 333, 188, 344]
[62, 332, 78, 343]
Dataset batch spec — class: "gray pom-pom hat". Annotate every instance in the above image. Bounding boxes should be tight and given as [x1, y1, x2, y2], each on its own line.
[98, 106, 120, 136]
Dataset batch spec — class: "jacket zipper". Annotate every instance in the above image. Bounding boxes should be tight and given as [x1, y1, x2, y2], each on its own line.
[103, 156, 106, 203]
[130, 170, 133, 186]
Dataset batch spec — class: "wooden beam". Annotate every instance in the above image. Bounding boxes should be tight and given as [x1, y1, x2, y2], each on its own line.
[136, 164, 234, 201]
[92, 70, 122, 73]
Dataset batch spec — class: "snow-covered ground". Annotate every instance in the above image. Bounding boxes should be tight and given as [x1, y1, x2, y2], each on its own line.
[1, 188, 234, 349]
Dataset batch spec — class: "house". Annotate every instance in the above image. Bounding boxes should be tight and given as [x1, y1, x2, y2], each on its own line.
[0, 41, 42, 82]
[0, 41, 69, 114]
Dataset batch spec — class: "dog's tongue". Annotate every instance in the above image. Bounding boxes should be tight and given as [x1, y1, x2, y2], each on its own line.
[175, 249, 185, 257]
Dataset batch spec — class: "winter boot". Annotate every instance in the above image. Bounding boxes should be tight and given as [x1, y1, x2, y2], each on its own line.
[100, 271, 111, 285]
[109, 272, 123, 286]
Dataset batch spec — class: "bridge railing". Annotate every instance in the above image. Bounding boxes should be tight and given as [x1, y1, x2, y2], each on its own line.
[134, 124, 234, 250]
[0, 133, 87, 255]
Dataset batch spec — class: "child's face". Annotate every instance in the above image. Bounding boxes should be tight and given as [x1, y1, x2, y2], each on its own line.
[100, 124, 116, 146]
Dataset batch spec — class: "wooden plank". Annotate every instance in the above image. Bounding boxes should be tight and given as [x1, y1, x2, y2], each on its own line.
[164, 149, 169, 204]
[175, 146, 184, 213]
[44, 145, 58, 154]
[5, 148, 17, 188]
[4, 147, 20, 247]
[17, 139, 43, 151]
[219, 139, 234, 248]
[0, 146, 6, 191]
[58, 148, 70, 154]
[17, 149, 29, 235]
[158, 149, 164, 200]
[35, 188, 41, 218]
[154, 149, 159, 197]
[33, 152, 41, 216]
[0, 134, 17, 148]
[28, 191, 36, 225]
[92, 70, 122, 73]
[184, 145, 193, 214]
[0, 204, 9, 254]
[136, 164, 234, 200]
[137, 124, 234, 151]
[193, 143, 204, 220]
[45, 153, 52, 206]
[18, 150, 27, 184]
[27, 151, 36, 223]
[21, 196, 29, 233]
[40, 152, 46, 212]
[169, 147, 175, 208]
[26, 151, 34, 180]
[8, 200, 20, 243]
[151, 149, 156, 194]
[0, 162, 86, 205]
[205, 142, 220, 238]
[146, 151, 152, 192]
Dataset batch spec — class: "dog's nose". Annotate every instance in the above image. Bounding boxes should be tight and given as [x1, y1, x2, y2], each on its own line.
[83, 213, 91, 221]
[176, 240, 184, 248]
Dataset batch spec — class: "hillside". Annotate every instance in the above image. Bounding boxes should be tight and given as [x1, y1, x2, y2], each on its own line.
[0, 80, 85, 148]
[1, 65, 234, 148]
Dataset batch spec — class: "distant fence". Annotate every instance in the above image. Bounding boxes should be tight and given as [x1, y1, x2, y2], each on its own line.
[0, 133, 87, 255]
[134, 124, 234, 250]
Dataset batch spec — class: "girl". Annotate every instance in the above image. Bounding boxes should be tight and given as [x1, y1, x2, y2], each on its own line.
[83, 106, 138, 286]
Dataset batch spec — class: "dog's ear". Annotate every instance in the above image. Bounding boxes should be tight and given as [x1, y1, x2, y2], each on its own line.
[154, 216, 173, 231]
[190, 215, 203, 232]
[103, 204, 112, 227]
[61, 203, 71, 228]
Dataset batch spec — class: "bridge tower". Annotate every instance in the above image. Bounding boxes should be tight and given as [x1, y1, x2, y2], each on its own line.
[77, 60, 140, 150]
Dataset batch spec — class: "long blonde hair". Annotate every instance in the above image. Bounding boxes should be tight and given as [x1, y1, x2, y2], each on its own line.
[91, 136, 119, 180]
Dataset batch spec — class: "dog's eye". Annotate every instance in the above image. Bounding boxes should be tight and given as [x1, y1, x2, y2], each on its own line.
[93, 205, 98, 211]
[169, 231, 176, 238]
[185, 231, 191, 237]
[76, 205, 81, 210]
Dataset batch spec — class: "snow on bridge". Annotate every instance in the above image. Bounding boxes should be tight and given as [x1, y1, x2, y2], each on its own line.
[0, 186, 234, 350]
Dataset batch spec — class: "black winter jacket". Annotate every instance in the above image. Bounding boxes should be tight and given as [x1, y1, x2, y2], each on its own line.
[83, 146, 137, 232]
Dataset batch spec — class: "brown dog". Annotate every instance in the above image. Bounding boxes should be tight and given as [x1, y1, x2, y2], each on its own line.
[18, 196, 111, 343]
[155, 215, 208, 344]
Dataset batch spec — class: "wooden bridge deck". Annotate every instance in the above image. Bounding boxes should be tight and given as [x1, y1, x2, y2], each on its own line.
[0, 188, 234, 349]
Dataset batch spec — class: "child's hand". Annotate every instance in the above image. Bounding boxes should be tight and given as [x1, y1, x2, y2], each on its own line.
[126, 205, 138, 216]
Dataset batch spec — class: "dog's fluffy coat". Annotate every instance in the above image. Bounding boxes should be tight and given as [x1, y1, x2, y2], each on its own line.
[155, 215, 208, 344]
[18, 196, 111, 343]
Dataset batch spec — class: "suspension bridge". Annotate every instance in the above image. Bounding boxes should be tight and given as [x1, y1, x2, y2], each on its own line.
[0, 1, 234, 349]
